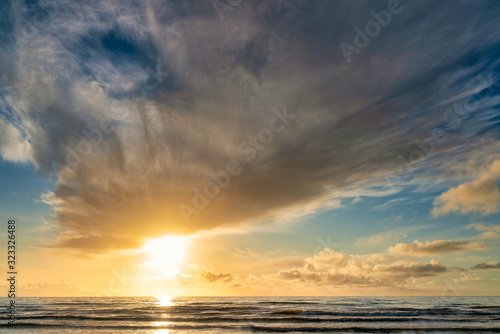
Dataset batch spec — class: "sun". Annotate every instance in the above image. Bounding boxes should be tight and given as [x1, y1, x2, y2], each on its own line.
[142, 236, 188, 277]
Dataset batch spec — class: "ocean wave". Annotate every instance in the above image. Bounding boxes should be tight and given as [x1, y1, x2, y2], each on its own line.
[5, 297, 500, 332]
[472, 306, 500, 309]
[258, 301, 322, 305]
[246, 325, 500, 332]
[273, 310, 422, 317]
[11, 314, 488, 324]
[3, 323, 500, 333]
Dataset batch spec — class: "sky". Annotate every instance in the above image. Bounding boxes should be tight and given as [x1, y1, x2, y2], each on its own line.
[0, 0, 500, 297]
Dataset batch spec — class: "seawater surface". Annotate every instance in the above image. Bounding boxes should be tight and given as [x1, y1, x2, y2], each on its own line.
[1, 296, 500, 333]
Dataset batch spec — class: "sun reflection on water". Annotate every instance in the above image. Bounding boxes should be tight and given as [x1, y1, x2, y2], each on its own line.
[152, 323, 174, 333]
[156, 295, 175, 307]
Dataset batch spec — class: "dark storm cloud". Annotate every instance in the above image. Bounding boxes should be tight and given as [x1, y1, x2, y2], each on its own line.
[1, 0, 500, 251]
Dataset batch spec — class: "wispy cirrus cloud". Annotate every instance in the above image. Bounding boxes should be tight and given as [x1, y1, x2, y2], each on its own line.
[467, 223, 500, 240]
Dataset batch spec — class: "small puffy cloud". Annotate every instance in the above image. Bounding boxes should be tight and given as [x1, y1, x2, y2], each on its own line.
[0, 120, 34, 164]
[453, 274, 480, 282]
[21, 279, 77, 291]
[389, 240, 485, 255]
[471, 261, 500, 270]
[201, 269, 234, 283]
[0, 279, 78, 296]
[352, 196, 362, 204]
[433, 159, 500, 216]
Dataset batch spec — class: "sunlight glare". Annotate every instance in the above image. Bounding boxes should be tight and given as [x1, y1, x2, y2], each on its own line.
[142, 236, 188, 275]
[156, 295, 175, 307]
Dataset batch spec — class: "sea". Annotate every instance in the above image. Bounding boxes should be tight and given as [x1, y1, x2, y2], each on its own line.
[1, 296, 500, 333]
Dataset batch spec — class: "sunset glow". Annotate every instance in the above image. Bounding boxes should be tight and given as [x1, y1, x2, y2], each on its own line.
[142, 236, 188, 278]
[155, 295, 175, 307]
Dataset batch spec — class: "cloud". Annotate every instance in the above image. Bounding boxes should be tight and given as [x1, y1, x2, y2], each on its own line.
[374, 259, 446, 276]
[271, 248, 446, 287]
[352, 196, 363, 204]
[1, 0, 500, 252]
[0, 278, 78, 294]
[471, 261, 500, 270]
[198, 240, 492, 292]
[355, 224, 430, 246]
[467, 223, 500, 239]
[453, 274, 480, 282]
[201, 269, 235, 283]
[433, 159, 500, 216]
[0, 119, 34, 164]
[21, 279, 77, 291]
[389, 240, 485, 255]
